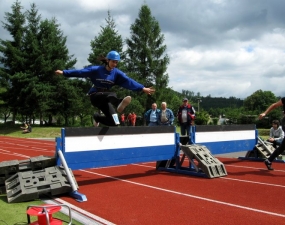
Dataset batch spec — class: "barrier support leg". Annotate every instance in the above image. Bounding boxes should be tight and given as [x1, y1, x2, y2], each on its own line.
[56, 138, 87, 202]
[157, 133, 208, 178]
[238, 137, 285, 163]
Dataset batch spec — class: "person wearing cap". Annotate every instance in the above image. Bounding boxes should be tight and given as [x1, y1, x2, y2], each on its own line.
[55, 50, 155, 127]
[177, 98, 195, 141]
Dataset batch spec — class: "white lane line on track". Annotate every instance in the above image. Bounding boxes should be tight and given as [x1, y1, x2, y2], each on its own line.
[0, 149, 10, 152]
[51, 197, 116, 225]
[225, 164, 285, 172]
[0, 149, 30, 157]
[0, 146, 53, 153]
[2, 146, 51, 150]
[132, 163, 154, 168]
[92, 165, 127, 169]
[13, 153, 30, 158]
[0, 140, 53, 146]
[1, 143, 30, 147]
[132, 163, 285, 188]
[0, 151, 30, 158]
[80, 169, 285, 218]
[221, 177, 285, 188]
[15, 144, 30, 147]
[137, 161, 285, 173]
[31, 146, 51, 150]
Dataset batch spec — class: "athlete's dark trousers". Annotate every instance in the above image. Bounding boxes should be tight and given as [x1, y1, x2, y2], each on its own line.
[90, 92, 122, 126]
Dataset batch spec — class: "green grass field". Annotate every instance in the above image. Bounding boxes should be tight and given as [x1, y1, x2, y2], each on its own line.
[0, 124, 61, 138]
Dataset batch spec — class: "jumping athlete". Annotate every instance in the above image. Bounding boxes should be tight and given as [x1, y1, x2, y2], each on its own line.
[55, 51, 155, 126]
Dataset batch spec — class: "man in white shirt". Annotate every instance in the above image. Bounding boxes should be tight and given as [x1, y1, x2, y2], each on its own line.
[158, 102, 174, 126]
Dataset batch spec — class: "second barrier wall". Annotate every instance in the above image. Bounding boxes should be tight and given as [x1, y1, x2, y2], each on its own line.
[192, 124, 258, 155]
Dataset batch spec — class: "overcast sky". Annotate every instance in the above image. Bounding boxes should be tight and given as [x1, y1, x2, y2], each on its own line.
[1, 0, 285, 99]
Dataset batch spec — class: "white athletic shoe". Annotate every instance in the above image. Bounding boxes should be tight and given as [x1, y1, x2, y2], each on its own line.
[117, 96, 131, 113]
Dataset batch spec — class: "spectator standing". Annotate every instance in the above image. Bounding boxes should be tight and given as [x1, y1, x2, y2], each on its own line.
[120, 113, 125, 126]
[157, 102, 174, 126]
[127, 113, 132, 126]
[144, 103, 160, 126]
[267, 120, 284, 148]
[259, 97, 285, 170]
[131, 112, 137, 126]
[177, 98, 195, 139]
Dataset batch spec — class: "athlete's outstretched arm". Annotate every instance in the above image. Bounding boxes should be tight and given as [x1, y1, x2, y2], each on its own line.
[142, 87, 155, 95]
[259, 99, 283, 119]
[55, 70, 63, 75]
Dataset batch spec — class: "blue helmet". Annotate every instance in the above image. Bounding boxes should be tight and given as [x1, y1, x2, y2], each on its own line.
[106, 51, 120, 61]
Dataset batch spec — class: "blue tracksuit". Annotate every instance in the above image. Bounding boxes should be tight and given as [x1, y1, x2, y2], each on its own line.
[63, 66, 144, 94]
[63, 66, 144, 126]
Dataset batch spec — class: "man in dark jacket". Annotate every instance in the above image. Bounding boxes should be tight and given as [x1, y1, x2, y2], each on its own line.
[177, 98, 195, 140]
[144, 103, 160, 126]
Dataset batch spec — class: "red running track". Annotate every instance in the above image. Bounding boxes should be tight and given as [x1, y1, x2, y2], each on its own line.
[1, 136, 285, 225]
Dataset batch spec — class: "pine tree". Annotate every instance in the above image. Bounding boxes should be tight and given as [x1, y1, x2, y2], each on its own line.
[0, 2, 77, 124]
[37, 17, 77, 124]
[88, 10, 124, 66]
[0, 0, 26, 122]
[16, 3, 42, 121]
[125, 4, 170, 110]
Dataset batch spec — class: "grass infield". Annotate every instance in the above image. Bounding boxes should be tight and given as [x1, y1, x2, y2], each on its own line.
[0, 124, 61, 138]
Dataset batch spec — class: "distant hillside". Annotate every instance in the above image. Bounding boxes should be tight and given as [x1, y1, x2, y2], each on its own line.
[180, 90, 243, 110]
[199, 96, 243, 111]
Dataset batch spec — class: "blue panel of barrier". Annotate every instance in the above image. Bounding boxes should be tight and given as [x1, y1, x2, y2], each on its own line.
[195, 139, 257, 155]
[56, 126, 178, 170]
[193, 125, 258, 154]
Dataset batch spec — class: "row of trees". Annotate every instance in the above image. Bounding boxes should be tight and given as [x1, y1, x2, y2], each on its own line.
[0, 1, 283, 127]
[0, 1, 174, 126]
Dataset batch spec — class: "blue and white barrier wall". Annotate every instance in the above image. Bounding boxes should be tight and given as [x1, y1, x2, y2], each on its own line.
[192, 124, 258, 155]
[56, 126, 178, 170]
